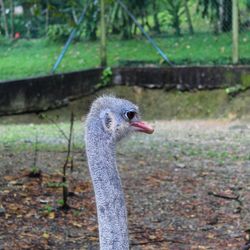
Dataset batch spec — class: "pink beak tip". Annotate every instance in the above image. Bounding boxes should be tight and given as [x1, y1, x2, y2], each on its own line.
[130, 121, 154, 134]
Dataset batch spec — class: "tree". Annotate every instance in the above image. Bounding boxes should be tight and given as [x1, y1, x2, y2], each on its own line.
[198, 0, 232, 33]
[107, 0, 151, 39]
[221, 0, 232, 32]
[152, 1, 161, 34]
[85, 0, 99, 40]
[10, 0, 14, 39]
[184, 0, 194, 35]
[0, 0, 9, 38]
[247, 0, 250, 11]
[165, 0, 184, 36]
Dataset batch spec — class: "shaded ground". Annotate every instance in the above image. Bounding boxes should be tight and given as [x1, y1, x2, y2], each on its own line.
[1, 120, 250, 249]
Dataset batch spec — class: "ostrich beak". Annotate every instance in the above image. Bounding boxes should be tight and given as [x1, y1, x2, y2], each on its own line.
[130, 121, 154, 134]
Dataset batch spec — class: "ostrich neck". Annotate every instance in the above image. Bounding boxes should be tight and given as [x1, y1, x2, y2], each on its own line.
[86, 132, 129, 250]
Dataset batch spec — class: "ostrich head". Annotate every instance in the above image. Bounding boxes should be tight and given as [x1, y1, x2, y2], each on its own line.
[86, 96, 154, 142]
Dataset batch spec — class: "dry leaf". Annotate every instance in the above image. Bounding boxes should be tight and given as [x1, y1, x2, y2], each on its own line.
[48, 212, 55, 219]
[72, 222, 82, 228]
[43, 232, 49, 239]
[25, 209, 36, 218]
[148, 235, 157, 240]
[8, 203, 20, 211]
[4, 175, 16, 181]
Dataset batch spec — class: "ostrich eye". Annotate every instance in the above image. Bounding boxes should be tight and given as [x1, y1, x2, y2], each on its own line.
[125, 111, 136, 121]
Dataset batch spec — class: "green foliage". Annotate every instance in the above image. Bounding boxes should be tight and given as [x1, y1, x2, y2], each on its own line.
[47, 24, 72, 42]
[163, 0, 185, 36]
[247, 0, 250, 10]
[42, 205, 54, 213]
[57, 199, 65, 206]
[30, 166, 41, 175]
[108, 0, 152, 39]
[0, 35, 12, 46]
[225, 85, 244, 96]
[198, 0, 220, 20]
[95, 67, 113, 89]
[198, 0, 232, 32]
[84, 0, 99, 41]
[0, 0, 248, 42]
[225, 72, 250, 95]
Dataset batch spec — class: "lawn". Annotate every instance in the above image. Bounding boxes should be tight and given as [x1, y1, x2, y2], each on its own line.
[1, 31, 250, 81]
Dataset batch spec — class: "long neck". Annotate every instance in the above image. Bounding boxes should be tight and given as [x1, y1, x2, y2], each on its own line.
[85, 128, 129, 250]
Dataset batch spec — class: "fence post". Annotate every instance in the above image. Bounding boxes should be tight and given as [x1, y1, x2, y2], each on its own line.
[100, 0, 107, 67]
[232, 0, 239, 64]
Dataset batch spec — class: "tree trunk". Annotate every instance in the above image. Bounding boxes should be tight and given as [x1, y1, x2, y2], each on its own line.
[222, 0, 232, 32]
[72, 8, 78, 25]
[109, 2, 120, 34]
[10, 0, 14, 39]
[247, 0, 250, 11]
[152, 1, 161, 33]
[174, 14, 181, 36]
[45, 0, 49, 36]
[100, 0, 107, 67]
[121, 11, 131, 39]
[232, 0, 239, 64]
[184, 0, 194, 35]
[144, 11, 152, 31]
[132, 23, 137, 36]
[0, 0, 9, 38]
[217, 0, 223, 33]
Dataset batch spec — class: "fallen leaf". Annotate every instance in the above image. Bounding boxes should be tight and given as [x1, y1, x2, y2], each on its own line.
[148, 235, 157, 240]
[4, 175, 16, 181]
[8, 203, 20, 211]
[43, 232, 49, 239]
[25, 209, 36, 218]
[72, 222, 82, 228]
[48, 212, 55, 219]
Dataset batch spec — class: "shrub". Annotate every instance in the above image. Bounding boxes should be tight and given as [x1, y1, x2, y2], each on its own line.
[47, 24, 72, 42]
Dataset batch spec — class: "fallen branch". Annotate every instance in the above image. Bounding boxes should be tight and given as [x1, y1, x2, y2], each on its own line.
[131, 238, 185, 246]
[208, 191, 239, 201]
[208, 191, 243, 207]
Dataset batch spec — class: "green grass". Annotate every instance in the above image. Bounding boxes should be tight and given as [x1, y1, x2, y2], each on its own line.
[0, 122, 84, 152]
[0, 31, 250, 81]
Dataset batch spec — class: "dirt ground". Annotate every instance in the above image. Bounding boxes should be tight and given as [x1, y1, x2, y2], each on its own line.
[1, 120, 250, 250]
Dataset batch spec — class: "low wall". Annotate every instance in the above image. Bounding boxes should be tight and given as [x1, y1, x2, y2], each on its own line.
[1, 66, 250, 115]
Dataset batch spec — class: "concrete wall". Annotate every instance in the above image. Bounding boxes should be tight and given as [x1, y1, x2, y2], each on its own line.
[1, 66, 250, 115]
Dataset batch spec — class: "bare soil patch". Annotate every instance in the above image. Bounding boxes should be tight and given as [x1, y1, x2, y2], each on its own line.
[1, 120, 250, 249]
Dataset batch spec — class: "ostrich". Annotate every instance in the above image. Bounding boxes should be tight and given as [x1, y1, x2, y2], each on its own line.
[85, 96, 154, 250]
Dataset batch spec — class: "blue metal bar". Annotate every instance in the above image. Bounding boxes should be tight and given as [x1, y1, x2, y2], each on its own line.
[51, 0, 90, 73]
[117, 0, 173, 66]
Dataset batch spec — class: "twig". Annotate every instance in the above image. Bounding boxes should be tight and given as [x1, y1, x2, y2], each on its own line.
[208, 191, 239, 200]
[38, 113, 69, 142]
[63, 112, 74, 176]
[208, 191, 243, 207]
[62, 112, 74, 209]
[33, 132, 38, 167]
[131, 238, 185, 246]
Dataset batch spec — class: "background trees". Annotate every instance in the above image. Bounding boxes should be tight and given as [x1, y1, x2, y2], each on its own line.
[198, 0, 233, 33]
[0, 0, 248, 41]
